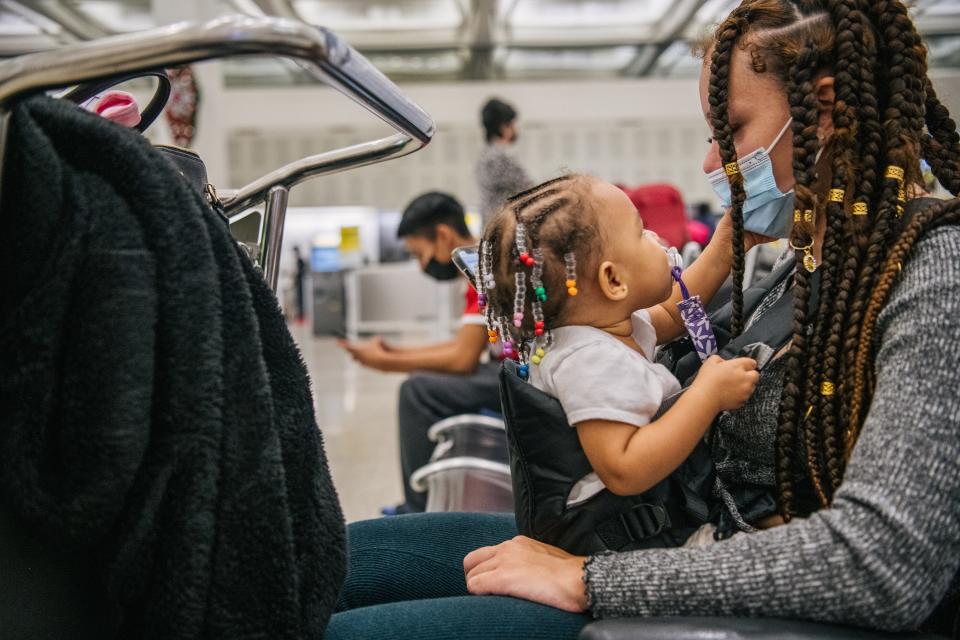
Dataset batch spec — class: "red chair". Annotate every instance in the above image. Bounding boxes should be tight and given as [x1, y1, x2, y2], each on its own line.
[622, 183, 690, 249]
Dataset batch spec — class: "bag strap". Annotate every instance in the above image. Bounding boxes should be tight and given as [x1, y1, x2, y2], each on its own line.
[719, 260, 821, 359]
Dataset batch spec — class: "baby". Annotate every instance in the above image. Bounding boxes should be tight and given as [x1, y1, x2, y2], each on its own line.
[480, 174, 758, 515]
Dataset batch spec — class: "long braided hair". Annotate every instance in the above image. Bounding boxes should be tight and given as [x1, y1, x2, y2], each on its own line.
[705, 0, 960, 520]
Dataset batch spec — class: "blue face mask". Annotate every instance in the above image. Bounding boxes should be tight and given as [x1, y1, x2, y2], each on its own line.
[707, 118, 795, 239]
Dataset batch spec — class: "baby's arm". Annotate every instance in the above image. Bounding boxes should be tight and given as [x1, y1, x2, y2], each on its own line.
[575, 356, 757, 496]
[646, 239, 734, 344]
[647, 212, 768, 344]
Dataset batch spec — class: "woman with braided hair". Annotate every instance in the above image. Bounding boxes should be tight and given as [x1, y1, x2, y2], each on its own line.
[325, 1, 960, 637]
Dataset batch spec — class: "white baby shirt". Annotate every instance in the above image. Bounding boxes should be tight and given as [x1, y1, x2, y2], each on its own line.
[529, 309, 681, 506]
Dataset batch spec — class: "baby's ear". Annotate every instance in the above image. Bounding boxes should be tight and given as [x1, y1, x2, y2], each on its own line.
[596, 260, 628, 301]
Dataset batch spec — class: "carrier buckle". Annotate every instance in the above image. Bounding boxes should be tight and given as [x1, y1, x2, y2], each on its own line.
[618, 503, 668, 541]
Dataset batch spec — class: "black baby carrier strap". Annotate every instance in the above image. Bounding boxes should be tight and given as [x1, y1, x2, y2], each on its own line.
[500, 359, 712, 555]
[499, 253, 817, 556]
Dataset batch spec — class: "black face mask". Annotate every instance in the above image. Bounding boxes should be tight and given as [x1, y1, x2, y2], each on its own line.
[424, 258, 461, 281]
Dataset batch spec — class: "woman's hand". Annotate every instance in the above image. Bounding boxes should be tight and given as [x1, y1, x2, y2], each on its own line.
[464, 535, 589, 613]
[711, 208, 776, 255]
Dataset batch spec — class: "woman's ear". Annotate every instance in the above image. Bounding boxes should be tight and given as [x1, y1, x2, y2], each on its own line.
[596, 260, 628, 301]
[815, 76, 836, 143]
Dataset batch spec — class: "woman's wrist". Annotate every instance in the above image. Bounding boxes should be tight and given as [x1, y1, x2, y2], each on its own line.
[567, 556, 590, 612]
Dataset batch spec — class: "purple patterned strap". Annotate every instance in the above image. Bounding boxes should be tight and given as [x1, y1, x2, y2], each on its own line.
[671, 268, 718, 361]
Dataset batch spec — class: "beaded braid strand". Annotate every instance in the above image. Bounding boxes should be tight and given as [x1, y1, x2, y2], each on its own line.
[564, 253, 578, 296]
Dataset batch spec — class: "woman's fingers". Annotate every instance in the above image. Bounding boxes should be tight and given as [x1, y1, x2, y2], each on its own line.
[465, 554, 500, 585]
[466, 563, 514, 596]
[463, 544, 498, 573]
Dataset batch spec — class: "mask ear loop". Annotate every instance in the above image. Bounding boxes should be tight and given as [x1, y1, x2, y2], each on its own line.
[768, 116, 794, 152]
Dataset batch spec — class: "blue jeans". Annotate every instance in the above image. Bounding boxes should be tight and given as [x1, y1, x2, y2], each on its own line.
[326, 512, 591, 639]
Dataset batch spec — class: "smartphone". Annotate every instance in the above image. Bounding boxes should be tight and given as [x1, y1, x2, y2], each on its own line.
[451, 245, 480, 290]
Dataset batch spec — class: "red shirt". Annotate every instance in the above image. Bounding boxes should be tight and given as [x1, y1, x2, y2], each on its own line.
[462, 280, 484, 326]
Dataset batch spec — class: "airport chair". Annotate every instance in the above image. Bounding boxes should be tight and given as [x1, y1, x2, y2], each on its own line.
[410, 413, 514, 513]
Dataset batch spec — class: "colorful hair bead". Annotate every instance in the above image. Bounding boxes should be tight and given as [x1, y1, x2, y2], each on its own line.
[515, 222, 529, 263]
[476, 240, 487, 310]
[564, 252, 578, 296]
[481, 241, 496, 291]
[530, 248, 547, 303]
[518, 363, 530, 380]
[531, 346, 546, 366]
[532, 299, 546, 337]
[513, 271, 526, 327]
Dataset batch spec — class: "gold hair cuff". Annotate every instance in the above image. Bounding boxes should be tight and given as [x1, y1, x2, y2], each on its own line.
[828, 189, 845, 203]
[852, 202, 869, 216]
[898, 188, 906, 203]
[803, 209, 814, 223]
[897, 204, 905, 218]
[724, 162, 739, 176]
[794, 209, 802, 222]
[820, 381, 835, 396]
[885, 165, 905, 182]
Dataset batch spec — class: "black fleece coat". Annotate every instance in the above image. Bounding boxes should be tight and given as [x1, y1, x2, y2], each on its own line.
[0, 96, 346, 639]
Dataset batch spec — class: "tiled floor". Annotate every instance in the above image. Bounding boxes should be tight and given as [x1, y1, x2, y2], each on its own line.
[288, 324, 408, 523]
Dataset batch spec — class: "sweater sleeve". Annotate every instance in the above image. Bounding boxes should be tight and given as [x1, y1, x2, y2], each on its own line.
[584, 225, 960, 631]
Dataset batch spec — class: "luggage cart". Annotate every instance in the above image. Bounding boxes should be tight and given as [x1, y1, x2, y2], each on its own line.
[0, 14, 436, 294]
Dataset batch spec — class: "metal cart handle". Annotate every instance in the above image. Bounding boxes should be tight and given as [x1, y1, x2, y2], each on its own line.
[0, 14, 433, 143]
[0, 14, 435, 291]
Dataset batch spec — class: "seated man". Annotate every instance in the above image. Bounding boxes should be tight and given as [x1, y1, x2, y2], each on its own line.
[339, 192, 499, 514]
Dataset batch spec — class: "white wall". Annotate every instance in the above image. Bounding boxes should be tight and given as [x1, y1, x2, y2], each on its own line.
[191, 70, 960, 213]
[212, 76, 716, 211]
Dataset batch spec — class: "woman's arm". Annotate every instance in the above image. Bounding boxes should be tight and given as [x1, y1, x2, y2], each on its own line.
[467, 227, 960, 630]
[576, 356, 757, 496]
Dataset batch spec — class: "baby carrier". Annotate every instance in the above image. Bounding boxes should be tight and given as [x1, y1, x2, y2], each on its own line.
[499, 255, 810, 556]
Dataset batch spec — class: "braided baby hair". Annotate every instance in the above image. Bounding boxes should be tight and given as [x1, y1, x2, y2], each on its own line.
[478, 174, 600, 375]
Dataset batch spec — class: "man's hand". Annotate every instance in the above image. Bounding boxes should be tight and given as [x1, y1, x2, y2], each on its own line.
[337, 336, 391, 371]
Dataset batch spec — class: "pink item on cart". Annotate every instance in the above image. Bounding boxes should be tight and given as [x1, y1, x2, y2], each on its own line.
[93, 91, 141, 128]
[687, 219, 711, 245]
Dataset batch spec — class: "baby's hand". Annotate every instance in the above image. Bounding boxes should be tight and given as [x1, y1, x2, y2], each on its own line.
[691, 355, 759, 412]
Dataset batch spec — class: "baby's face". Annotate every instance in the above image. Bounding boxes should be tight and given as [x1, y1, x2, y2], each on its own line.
[591, 180, 674, 308]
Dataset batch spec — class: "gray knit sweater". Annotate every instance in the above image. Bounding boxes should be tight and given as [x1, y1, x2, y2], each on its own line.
[584, 224, 960, 631]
